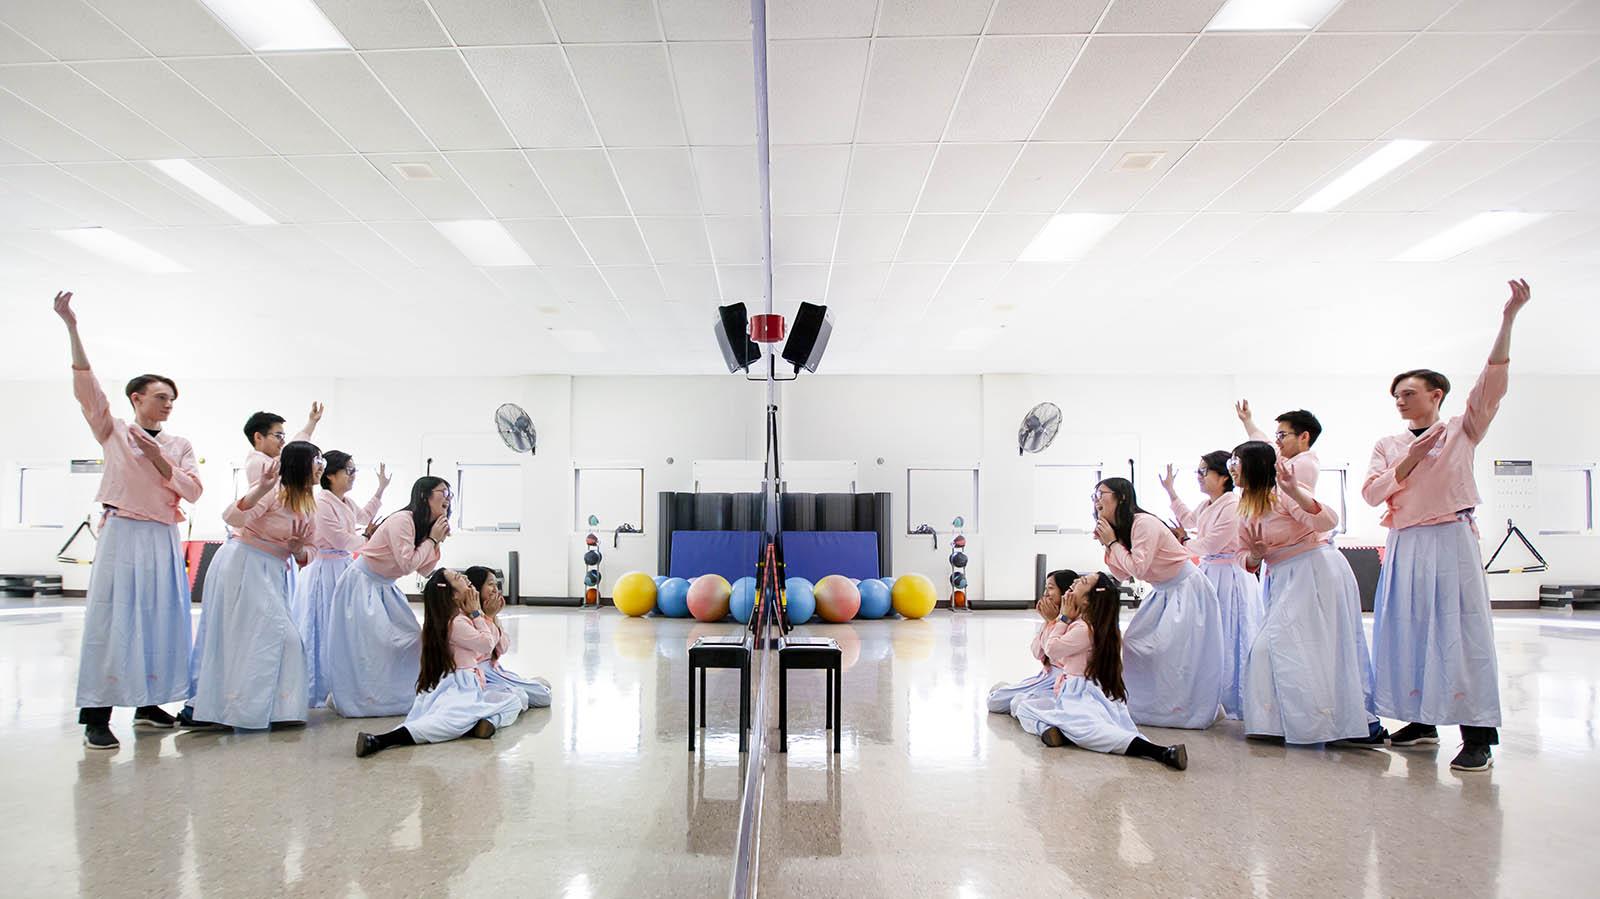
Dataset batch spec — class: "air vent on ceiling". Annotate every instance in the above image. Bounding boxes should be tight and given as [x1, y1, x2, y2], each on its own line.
[1113, 151, 1165, 173]
[391, 161, 439, 181]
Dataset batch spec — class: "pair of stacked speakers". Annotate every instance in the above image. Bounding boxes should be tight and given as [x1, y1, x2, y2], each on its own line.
[713, 302, 833, 374]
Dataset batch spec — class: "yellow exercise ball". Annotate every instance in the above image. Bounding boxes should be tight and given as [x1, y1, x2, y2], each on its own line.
[891, 573, 938, 619]
[613, 571, 658, 617]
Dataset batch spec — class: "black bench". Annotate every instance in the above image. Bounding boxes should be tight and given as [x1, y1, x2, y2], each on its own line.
[779, 637, 841, 753]
[688, 634, 751, 753]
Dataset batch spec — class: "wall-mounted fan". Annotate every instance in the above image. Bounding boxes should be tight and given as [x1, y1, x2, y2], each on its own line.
[495, 403, 536, 455]
[1018, 402, 1062, 456]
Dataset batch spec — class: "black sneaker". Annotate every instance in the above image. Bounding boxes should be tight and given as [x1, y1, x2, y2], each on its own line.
[470, 719, 497, 740]
[1450, 744, 1494, 772]
[1161, 744, 1188, 771]
[1039, 726, 1070, 748]
[1245, 733, 1285, 745]
[83, 724, 119, 750]
[1332, 722, 1391, 751]
[175, 707, 225, 731]
[133, 706, 177, 729]
[355, 732, 382, 758]
[1389, 723, 1439, 747]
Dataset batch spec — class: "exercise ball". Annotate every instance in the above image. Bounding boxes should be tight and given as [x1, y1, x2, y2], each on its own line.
[584, 549, 602, 566]
[658, 577, 691, 618]
[857, 578, 892, 619]
[814, 575, 861, 623]
[880, 576, 897, 594]
[891, 573, 938, 619]
[785, 577, 815, 625]
[612, 571, 657, 617]
[687, 574, 732, 621]
[652, 575, 668, 587]
[730, 576, 758, 624]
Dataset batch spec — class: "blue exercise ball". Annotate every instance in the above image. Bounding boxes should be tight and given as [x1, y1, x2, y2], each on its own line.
[730, 576, 758, 624]
[657, 577, 692, 618]
[652, 575, 668, 587]
[857, 578, 892, 619]
[784, 577, 815, 626]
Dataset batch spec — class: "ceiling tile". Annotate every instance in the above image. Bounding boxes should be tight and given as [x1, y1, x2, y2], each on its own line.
[658, 0, 748, 40]
[503, 218, 591, 265]
[1429, 0, 1575, 31]
[1344, 142, 1536, 213]
[1483, 61, 1600, 140]
[989, 142, 1105, 212]
[540, 264, 616, 301]
[773, 214, 838, 264]
[775, 263, 829, 301]
[0, 138, 40, 164]
[670, 42, 756, 145]
[880, 262, 948, 308]
[1389, 34, 1600, 141]
[600, 265, 667, 301]
[934, 262, 1009, 302]
[566, 44, 686, 147]
[1122, 34, 1301, 141]
[83, 0, 245, 55]
[637, 216, 714, 263]
[0, 21, 51, 63]
[0, 64, 187, 159]
[1319, 0, 1455, 31]
[1211, 34, 1411, 140]
[1134, 211, 1263, 262]
[1063, 141, 1189, 211]
[428, 0, 556, 44]
[367, 151, 488, 217]
[606, 147, 701, 215]
[877, 0, 992, 36]
[958, 213, 1050, 262]
[543, 0, 659, 42]
[445, 150, 559, 218]
[464, 47, 598, 148]
[824, 262, 890, 301]
[896, 213, 979, 261]
[989, 0, 1112, 34]
[842, 144, 936, 212]
[301, 221, 417, 277]
[1298, 34, 1520, 140]
[201, 155, 350, 221]
[168, 56, 349, 155]
[265, 53, 431, 153]
[1095, 0, 1227, 33]
[289, 154, 418, 219]
[569, 217, 652, 265]
[1088, 212, 1190, 260]
[363, 49, 512, 151]
[706, 215, 762, 263]
[655, 263, 720, 302]
[856, 37, 974, 143]
[693, 146, 759, 214]
[1516, 164, 1600, 214]
[0, 90, 115, 161]
[716, 262, 763, 297]
[72, 60, 269, 157]
[524, 148, 629, 215]
[315, 0, 451, 49]
[948, 36, 1084, 141]
[1034, 35, 1190, 141]
[834, 213, 909, 262]
[368, 220, 477, 267]
[1208, 140, 1366, 212]
[916, 143, 1020, 212]
[0, 163, 152, 227]
[1135, 141, 1276, 212]
[1546, 0, 1600, 31]
[769, 39, 868, 144]
[771, 144, 850, 214]
[1436, 141, 1600, 211]
[769, 0, 876, 39]
[0, 0, 147, 61]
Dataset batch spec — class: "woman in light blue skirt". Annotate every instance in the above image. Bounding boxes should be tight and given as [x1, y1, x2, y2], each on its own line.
[357, 569, 524, 757]
[1016, 573, 1187, 770]
[987, 569, 1078, 717]
[191, 444, 322, 730]
[466, 567, 552, 710]
[326, 477, 452, 717]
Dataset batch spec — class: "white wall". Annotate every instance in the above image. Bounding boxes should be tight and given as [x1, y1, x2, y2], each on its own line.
[3, 366, 1596, 602]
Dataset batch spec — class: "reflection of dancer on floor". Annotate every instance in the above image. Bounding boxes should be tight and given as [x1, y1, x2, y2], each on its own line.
[190, 448, 322, 730]
[1231, 443, 1382, 748]
[1094, 477, 1225, 730]
[1160, 454, 1263, 721]
[55, 290, 201, 749]
[295, 452, 390, 707]
[1363, 278, 1531, 772]
[1016, 573, 1187, 770]
[465, 566, 552, 710]
[357, 570, 524, 757]
[325, 477, 451, 717]
[986, 570, 1079, 718]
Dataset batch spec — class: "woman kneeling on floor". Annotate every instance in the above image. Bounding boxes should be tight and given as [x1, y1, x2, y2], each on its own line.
[1015, 572, 1188, 771]
[356, 569, 524, 757]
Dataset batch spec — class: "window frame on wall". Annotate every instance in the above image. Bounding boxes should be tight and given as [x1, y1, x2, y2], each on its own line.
[1536, 463, 1596, 536]
[906, 466, 979, 535]
[453, 462, 524, 533]
[574, 465, 646, 533]
[1032, 462, 1103, 535]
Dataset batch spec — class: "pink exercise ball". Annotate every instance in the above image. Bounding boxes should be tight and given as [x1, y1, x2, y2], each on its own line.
[813, 575, 861, 623]
[686, 574, 732, 622]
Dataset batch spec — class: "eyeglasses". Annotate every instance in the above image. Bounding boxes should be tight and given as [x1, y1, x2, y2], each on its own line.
[1272, 431, 1293, 444]
[1088, 490, 1114, 502]
[267, 431, 287, 442]
[1226, 457, 1242, 469]
[342, 466, 357, 475]
[1195, 469, 1210, 477]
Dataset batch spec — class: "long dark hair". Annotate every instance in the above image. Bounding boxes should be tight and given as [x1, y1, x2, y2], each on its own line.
[416, 569, 457, 693]
[395, 476, 448, 547]
[1232, 441, 1278, 519]
[1200, 450, 1234, 492]
[1096, 477, 1152, 551]
[1081, 572, 1126, 703]
[278, 441, 321, 518]
[1046, 568, 1079, 596]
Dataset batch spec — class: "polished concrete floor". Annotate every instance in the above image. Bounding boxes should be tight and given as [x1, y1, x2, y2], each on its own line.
[2, 601, 1597, 898]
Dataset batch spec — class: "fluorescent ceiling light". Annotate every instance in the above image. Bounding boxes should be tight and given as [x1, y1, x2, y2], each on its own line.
[1393, 212, 1548, 262]
[1019, 214, 1123, 262]
[549, 329, 603, 353]
[1293, 140, 1430, 213]
[200, 0, 348, 51]
[1206, 0, 1343, 30]
[150, 159, 275, 225]
[54, 228, 188, 273]
[432, 220, 534, 266]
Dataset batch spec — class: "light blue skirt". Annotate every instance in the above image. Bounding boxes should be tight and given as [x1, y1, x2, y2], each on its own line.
[479, 661, 552, 710]
[1122, 564, 1225, 730]
[1015, 676, 1143, 755]
[75, 515, 192, 709]
[1372, 519, 1502, 727]
[292, 550, 352, 708]
[191, 542, 308, 729]
[1201, 557, 1265, 721]
[324, 558, 421, 718]
[1245, 545, 1373, 744]
[186, 539, 236, 701]
[986, 668, 1056, 716]
[403, 670, 523, 744]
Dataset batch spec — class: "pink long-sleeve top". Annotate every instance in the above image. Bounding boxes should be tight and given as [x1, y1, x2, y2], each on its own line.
[1029, 618, 1070, 668]
[72, 366, 202, 524]
[1170, 492, 1244, 560]
[357, 512, 440, 580]
[1362, 361, 1508, 531]
[312, 489, 383, 553]
[223, 490, 316, 562]
[1236, 487, 1339, 568]
[1105, 513, 1192, 584]
[449, 614, 499, 672]
[242, 424, 312, 486]
[1044, 620, 1093, 692]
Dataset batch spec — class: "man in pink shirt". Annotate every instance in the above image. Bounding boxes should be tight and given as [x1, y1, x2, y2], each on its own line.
[1363, 278, 1532, 773]
[1236, 403, 1323, 491]
[242, 404, 323, 487]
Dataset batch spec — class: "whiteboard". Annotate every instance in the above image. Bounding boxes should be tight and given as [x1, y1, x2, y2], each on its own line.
[1535, 465, 1594, 535]
[455, 463, 523, 532]
[575, 468, 644, 531]
[16, 465, 102, 528]
[1033, 463, 1102, 534]
[907, 468, 978, 533]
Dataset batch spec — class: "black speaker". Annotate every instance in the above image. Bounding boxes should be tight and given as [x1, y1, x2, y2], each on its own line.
[714, 303, 761, 373]
[781, 302, 832, 373]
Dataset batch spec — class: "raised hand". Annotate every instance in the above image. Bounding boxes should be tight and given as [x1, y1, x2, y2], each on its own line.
[1234, 399, 1252, 423]
[429, 512, 451, 543]
[1504, 278, 1531, 318]
[376, 462, 392, 492]
[53, 290, 76, 326]
[308, 401, 325, 424]
[259, 456, 282, 487]
[1158, 463, 1178, 493]
[1093, 518, 1115, 547]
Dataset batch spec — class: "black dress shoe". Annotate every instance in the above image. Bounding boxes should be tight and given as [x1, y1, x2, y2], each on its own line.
[355, 733, 382, 758]
[1039, 726, 1071, 748]
[83, 724, 119, 750]
[133, 706, 177, 729]
[1161, 744, 1188, 771]
[470, 719, 497, 740]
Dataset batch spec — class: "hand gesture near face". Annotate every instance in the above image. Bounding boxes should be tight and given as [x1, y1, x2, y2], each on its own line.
[1093, 518, 1115, 547]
